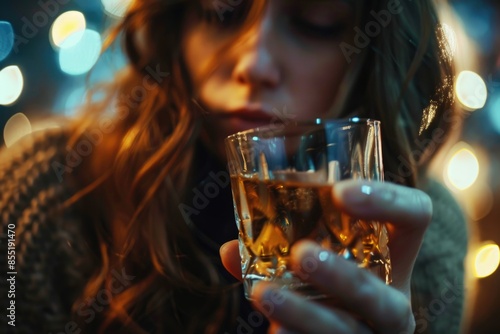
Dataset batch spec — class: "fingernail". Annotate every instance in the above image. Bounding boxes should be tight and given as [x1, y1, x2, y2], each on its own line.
[335, 181, 395, 206]
[292, 241, 333, 274]
[318, 250, 331, 262]
[291, 241, 318, 264]
[219, 242, 230, 254]
[361, 184, 373, 195]
[334, 182, 373, 206]
[252, 282, 286, 316]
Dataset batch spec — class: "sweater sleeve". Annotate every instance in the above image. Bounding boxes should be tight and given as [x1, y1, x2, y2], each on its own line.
[0, 129, 89, 333]
[410, 179, 468, 334]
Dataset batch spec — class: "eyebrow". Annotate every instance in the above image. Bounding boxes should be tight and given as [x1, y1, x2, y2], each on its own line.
[290, 0, 354, 7]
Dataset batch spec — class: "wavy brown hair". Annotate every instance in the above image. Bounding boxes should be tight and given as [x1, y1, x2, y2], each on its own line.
[65, 0, 457, 332]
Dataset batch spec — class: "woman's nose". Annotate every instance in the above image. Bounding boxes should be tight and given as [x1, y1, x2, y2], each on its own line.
[232, 11, 281, 89]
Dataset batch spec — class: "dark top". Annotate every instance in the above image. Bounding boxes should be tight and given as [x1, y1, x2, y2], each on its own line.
[0, 128, 468, 333]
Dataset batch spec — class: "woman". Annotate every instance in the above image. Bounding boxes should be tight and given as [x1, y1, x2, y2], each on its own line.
[0, 0, 467, 333]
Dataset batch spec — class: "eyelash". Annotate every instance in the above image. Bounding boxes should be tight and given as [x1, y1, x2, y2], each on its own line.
[290, 17, 346, 39]
[200, 8, 246, 27]
[199, 7, 346, 39]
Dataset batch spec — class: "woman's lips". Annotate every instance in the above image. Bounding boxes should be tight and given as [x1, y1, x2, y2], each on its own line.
[207, 107, 281, 133]
[211, 108, 276, 122]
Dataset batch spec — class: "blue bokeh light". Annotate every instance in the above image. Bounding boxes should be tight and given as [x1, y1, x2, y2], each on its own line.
[452, 2, 495, 54]
[487, 93, 500, 134]
[58, 29, 102, 76]
[0, 21, 14, 62]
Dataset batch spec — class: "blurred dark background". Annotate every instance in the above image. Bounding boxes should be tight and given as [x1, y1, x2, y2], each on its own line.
[0, 1, 499, 333]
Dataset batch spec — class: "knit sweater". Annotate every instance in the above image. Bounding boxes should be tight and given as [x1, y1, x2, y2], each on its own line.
[0, 128, 468, 333]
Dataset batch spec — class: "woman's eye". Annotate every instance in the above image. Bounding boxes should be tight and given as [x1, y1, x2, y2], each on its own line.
[290, 17, 346, 39]
[200, 6, 248, 27]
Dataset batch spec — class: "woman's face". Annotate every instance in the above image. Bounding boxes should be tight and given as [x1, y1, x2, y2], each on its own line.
[182, 0, 355, 157]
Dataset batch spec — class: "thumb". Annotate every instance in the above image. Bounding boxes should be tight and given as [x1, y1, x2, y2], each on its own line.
[220, 240, 242, 280]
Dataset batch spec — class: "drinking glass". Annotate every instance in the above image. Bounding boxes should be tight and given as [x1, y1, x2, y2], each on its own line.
[225, 119, 391, 299]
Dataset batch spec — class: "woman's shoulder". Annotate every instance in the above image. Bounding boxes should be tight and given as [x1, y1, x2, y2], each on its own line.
[0, 123, 86, 240]
[0, 125, 75, 207]
[0, 125, 92, 331]
[0, 126, 79, 214]
[419, 178, 468, 256]
[0, 125, 72, 178]
[410, 178, 468, 333]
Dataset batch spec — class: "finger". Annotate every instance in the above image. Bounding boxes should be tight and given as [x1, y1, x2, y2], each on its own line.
[333, 180, 433, 229]
[268, 322, 297, 334]
[220, 240, 242, 280]
[333, 180, 433, 288]
[290, 241, 415, 334]
[251, 282, 373, 334]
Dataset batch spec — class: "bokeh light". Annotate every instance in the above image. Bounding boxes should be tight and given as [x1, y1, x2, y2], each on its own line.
[64, 86, 87, 115]
[464, 182, 494, 221]
[3, 113, 32, 147]
[441, 23, 458, 58]
[474, 243, 500, 278]
[50, 11, 86, 49]
[58, 29, 102, 76]
[102, 0, 133, 18]
[0, 65, 24, 106]
[456, 70, 488, 110]
[0, 21, 14, 61]
[487, 93, 500, 134]
[444, 144, 479, 191]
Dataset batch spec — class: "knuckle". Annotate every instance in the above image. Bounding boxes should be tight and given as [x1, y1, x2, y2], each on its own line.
[386, 292, 413, 331]
[353, 277, 379, 304]
[415, 190, 433, 224]
[406, 312, 416, 333]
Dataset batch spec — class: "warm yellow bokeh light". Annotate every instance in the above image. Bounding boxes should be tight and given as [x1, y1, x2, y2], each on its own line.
[441, 23, 457, 58]
[445, 146, 479, 190]
[455, 70, 487, 111]
[464, 182, 494, 221]
[0, 65, 24, 106]
[3, 113, 32, 147]
[50, 11, 86, 48]
[474, 244, 500, 278]
[102, 0, 133, 18]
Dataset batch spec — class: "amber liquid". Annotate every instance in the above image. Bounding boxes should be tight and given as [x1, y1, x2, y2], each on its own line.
[231, 174, 391, 299]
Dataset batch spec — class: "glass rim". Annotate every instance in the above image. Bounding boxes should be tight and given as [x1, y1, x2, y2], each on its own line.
[225, 118, 380, 141]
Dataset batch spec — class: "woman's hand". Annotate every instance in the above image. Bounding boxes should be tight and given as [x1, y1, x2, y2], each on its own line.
[220, 180, 433, 334]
